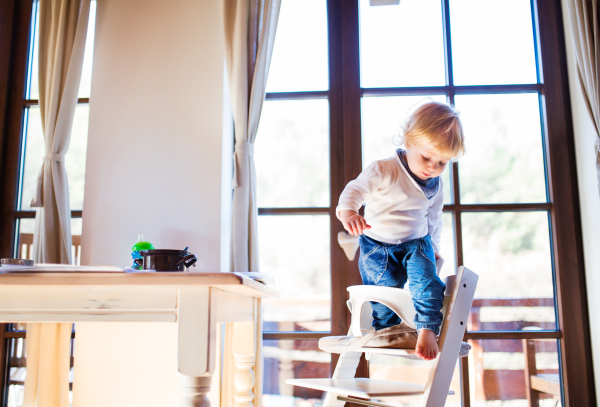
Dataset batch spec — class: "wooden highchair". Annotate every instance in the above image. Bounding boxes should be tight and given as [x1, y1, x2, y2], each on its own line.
[287, 266, 478, 407]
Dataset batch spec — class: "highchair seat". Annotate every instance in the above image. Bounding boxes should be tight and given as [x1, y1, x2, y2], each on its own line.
[318, 274, 471, 358]
[318, 322, 471, 358]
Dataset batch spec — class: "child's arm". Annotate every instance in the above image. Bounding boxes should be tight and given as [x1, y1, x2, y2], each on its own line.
[336, 161, 383, 235]
[339, 209, 371, 236]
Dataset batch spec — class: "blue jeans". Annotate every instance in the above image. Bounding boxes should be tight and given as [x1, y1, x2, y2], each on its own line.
[358, 234, 445, 334]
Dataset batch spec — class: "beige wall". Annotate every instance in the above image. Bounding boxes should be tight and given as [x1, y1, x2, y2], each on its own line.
[561, 0, 600, 397]
[74, 0, 227, 404]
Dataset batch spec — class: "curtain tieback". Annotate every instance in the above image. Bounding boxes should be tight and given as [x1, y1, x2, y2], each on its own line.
[44, 153, 66, 162]
[31, 153, 66, 207]
[232, 141, 255, 189]
[234, 141, 254, 157]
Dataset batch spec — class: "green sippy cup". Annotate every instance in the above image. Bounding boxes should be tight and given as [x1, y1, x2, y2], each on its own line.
[131, 234, 154, 269]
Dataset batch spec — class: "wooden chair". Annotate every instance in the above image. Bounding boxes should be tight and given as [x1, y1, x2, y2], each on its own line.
[469, 298, 560, 403]
[71, 234, 81, 265]
[17, 233, 82, 265]
[17, 233, 33, 261]
[523, 338, 561, 405]
[287, 266, 479, 407]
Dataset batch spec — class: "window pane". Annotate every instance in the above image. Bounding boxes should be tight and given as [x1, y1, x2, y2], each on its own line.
[450, 0, 537, 85]
[440, 212, 455, 276]
[361, 95, 451, 204]
[78, 1, 97, 98]
[265, 0, 328, 93]
[456, 93, 546, 204]
[263, 340, 330, 406]
[260, 215, 330, 332]
[28, 1, 97, 100]
[462, 212, 556, 331]
[468, 339, 562, 405]
[20, 106, 89, 211]
[359, 0, 446, 88]
[20, 107, 44, 210]
[370, 354, 462, 406]
[256, 100, 329, 208]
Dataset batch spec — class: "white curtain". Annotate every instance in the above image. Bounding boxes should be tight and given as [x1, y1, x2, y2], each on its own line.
[25, 0, 91, 405]
[221, 0, 280, 405]
[567, 0, 600, 193]
[224, 0, 280, 273]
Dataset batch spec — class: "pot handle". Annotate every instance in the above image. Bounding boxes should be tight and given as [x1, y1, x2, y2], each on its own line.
[176, 254, 197, 269]
[134, 258, 143, 267]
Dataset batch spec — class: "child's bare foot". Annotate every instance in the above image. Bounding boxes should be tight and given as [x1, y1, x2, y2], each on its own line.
[415, 329, 439, 360]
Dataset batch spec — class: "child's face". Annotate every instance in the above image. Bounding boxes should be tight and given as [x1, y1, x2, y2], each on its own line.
[405, 141, 453, 180]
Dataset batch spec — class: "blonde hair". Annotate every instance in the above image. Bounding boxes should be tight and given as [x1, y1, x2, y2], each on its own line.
[396, 100, 466, 160]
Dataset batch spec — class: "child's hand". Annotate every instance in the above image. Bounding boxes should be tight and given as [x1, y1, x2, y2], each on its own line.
[340, 210, 371, 236]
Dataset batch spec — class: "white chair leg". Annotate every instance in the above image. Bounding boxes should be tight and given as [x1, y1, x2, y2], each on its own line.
[322, 324, 364, 407]
[322, 350, 362, 407]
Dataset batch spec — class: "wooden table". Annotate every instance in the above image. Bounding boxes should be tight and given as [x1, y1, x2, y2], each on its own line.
[0, 271, 278, 406]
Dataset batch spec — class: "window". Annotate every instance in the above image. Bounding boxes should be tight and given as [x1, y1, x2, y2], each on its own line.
[16, 0, 96, 262]
[256, 1, 332, 403]
[0, 0, 96, 405]
[257, 0, 591, 406]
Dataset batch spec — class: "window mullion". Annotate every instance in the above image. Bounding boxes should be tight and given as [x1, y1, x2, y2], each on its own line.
[441, 0, 455, 91]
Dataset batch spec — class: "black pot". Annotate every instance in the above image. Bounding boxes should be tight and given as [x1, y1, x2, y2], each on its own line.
[135, 249, 197, 272]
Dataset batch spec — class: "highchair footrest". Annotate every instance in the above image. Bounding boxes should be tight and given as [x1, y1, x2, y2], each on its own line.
[286, 378, 453, 398]
[337, 396, 395, 407]
[336, 396, 406, 407]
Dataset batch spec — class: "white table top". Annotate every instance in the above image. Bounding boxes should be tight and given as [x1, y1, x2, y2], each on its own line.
[0, 271, 278, 298]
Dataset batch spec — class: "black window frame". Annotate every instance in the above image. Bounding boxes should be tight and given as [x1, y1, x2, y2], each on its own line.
[260, 0, 595, 405]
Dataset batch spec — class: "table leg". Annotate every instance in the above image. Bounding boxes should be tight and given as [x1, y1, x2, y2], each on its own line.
[234, 353, 255, 407]
[180, 375, 212, 407]
[178, 287, 217, 407]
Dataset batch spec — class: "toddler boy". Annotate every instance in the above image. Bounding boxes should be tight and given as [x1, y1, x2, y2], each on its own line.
[337, 101, 466, 360]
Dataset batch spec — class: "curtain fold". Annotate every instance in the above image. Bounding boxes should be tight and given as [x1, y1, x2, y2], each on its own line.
[24, 0, 91, 406]
[224, 0, 280, 273]
[221, 0, 280, 406]
[567, 0, 600, 193]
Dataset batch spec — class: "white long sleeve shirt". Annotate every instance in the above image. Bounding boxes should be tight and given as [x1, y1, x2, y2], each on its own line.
[336, 154, 444, 253]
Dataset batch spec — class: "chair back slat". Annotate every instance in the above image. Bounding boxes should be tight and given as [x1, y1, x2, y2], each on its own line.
[17, 233, 33, 260]
[421, 267, 478, 407]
